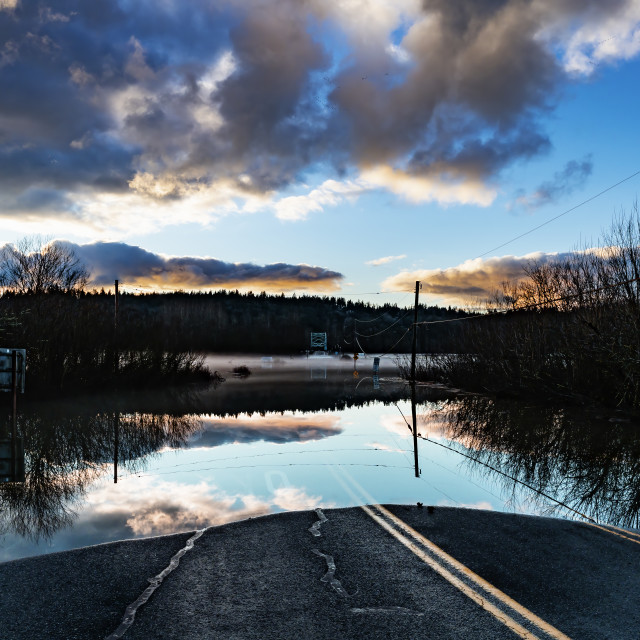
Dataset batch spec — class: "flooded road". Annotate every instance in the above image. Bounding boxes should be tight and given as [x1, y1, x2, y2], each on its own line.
[1, 353, 639, 562]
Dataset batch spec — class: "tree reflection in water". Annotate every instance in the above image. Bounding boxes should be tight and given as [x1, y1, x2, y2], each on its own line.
[0, 406, 201, 541]
[439, 395, 640, 527]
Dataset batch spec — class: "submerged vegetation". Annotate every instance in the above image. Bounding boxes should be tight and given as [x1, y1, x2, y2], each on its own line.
[439, 395, 640, 528]
[410, 206, 640, 410]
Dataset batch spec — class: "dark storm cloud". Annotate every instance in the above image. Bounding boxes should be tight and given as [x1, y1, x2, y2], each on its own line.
[0, 0, 638, 216]
[0, 0, 235, 210]
[57, 241, 344, 291]
[514, 156, 594, 210]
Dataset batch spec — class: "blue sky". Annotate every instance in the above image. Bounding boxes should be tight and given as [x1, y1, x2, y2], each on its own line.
[1, 0, 639, 306]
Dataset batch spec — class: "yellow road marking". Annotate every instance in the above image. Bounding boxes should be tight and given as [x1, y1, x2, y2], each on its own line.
[360, 504, 543, 640]
[584, 521, 640, 545]
[375, 504, 572, 640]
[332, 467, 573, 640]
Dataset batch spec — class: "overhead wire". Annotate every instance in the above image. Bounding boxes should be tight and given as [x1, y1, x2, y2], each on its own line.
[127, 461, 413, 479]
[354, 291, 413, 323]
[119, 446, 410, 479]
[394, 402, 596, 522]
[413, 274, 640, 327]
[475, 168, 640, 260]
[419, 434, 597, 523]
[355, 307, 414, 337]
[377, 324, 414, 358]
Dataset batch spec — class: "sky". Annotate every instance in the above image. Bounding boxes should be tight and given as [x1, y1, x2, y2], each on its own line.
[1, 0, 640, 307]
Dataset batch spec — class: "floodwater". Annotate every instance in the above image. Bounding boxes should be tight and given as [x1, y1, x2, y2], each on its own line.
[1, 353, 639, 562]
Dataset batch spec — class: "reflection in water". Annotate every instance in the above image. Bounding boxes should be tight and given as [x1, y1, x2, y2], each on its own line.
[0, 368, 427, 547]
[188, 414, 342, 448]
[0, 409, 201, 541]
[437, 395, 640, 527]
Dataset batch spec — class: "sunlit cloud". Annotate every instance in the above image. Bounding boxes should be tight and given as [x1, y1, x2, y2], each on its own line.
[365, 441, 405, 452]
[366, 254, 406, 267]
[361, 166, 497, 207]
[54, 241, 344, 292]
[271, 486, 325, 511]
[188, 413, 342, 447]
[380, 413, 412, 438]
[82, 478, 270, 537]
[382, 251, 577, 306]
[83, 476, 329, 539]
[381, 410, 454, 440]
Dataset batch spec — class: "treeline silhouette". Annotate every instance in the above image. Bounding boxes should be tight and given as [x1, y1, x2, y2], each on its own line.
[101, 289, 468, 353]
[412, 206, 640, 410]
[0, 289, 467, 392]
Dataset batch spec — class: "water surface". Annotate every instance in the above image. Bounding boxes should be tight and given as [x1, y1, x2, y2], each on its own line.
[1, 354, 639, 562]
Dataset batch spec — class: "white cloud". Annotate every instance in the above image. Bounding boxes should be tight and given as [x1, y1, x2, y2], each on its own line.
[366, 254, 406, 267]
[560, 5, 640, 75]
[273, 179, 369, 221]
[311, 0, 421, 61]
[271, 486, 325, 511]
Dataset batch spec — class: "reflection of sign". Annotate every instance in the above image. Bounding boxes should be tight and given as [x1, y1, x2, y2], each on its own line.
[0, 438, 25, 483]
[0, 349, 26, 393]
[353, 371, 359, 378]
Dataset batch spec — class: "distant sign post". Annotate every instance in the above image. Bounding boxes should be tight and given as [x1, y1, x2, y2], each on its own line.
[0, 349, 26, 483]
[0, 349, 25, 393]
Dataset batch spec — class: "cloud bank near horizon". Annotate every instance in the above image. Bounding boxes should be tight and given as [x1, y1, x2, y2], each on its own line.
[1, 0, 638, 232]
[383, 251, 578, 305]
[48, 240, 345, 292]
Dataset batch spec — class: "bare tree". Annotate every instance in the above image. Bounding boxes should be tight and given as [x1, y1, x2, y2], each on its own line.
[0, 236, 89, 294]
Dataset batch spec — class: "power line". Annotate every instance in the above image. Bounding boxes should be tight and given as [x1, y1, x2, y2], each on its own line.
[335, 291, 414, 296]
[475, 168, 640, 259]
[119, 447, 407, 479]
[354, 291, 413, 323]
[394, 402, 596, 522]
[126, 461, 412, 479]
[355, 308, 414, 337]
[419, 435, 596, 523]
[378, 324, 414, 357]
[414, 275, 640, 327]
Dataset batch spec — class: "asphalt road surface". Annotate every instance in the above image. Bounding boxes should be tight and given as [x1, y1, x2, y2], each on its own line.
[1, 502, 639, 639]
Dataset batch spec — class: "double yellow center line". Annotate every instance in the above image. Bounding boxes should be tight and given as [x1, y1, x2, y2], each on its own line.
[332, 467, 573, 640]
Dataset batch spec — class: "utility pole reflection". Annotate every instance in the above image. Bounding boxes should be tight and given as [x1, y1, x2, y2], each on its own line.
[411, 383, 419, 478]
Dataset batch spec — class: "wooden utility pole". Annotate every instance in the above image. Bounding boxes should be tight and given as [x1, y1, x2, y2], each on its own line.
[410, 280, 420, 383]
[114, 280, 119, 376]
[114, 279, 119, 332]
[114, 410, 119, 484]
[411, 281, 420, 478]
[10, 350, 17, 482]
